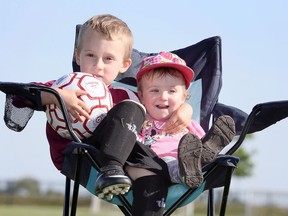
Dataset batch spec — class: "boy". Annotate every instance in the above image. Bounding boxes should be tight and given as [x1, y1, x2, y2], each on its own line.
[41, 14, 193, 215]
[136, 52, 236, 188]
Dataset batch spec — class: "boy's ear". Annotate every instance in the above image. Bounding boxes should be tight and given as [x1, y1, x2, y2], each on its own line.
[75, 49, 80, 65]
[119, 58, 132, 74]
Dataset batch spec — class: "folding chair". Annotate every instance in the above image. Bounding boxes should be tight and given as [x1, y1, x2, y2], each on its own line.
[1, 28, 288, 216]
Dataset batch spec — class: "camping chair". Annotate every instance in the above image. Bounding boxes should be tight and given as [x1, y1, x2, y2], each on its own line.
[1, 27, 288, 216]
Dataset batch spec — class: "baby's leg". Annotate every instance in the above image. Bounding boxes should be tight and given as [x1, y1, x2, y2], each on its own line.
[162, 156, 182, 184]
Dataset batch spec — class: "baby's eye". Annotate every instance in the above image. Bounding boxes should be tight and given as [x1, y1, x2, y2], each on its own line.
[86, 53, 94, 58]
[169, 89, 176, 93]
[150, 89, 159, 93]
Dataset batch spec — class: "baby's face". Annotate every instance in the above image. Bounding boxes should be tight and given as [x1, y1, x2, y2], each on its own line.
[140, 73, 186, 121]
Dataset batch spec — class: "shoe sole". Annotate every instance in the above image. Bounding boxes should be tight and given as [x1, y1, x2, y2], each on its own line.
[201, 115, 236, 164]
[97, 184, 131, 200]
[178, 133, 203, 188]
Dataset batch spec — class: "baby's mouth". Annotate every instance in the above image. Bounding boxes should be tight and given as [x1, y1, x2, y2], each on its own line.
[156, 105, 169, 109]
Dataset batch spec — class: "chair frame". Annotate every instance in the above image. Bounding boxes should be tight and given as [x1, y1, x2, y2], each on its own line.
[1, 82, 288, 216]
[0, 83, 238, 216]
[35, 87, 288, 216]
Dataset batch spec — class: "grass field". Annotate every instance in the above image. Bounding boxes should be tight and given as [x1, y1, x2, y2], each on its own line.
[0, 204, 192, 216]
[1, 202, 288, 216]
[2, 204, 288, 216]
[0, 205, 117, 216]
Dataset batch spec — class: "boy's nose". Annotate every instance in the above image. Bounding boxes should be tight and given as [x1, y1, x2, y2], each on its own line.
[93, 59, 104, 69]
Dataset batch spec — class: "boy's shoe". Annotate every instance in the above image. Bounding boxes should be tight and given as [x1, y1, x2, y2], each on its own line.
[178, 133, 203, 188]
[201, 115, 236, 165]
[95, 165, 131, 200]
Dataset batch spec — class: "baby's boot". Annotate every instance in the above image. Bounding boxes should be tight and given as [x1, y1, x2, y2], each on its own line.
[178, 133, 203, 188]
[201, 115, 236, 165]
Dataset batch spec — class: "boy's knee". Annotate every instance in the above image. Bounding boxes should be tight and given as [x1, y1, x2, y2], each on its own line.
[116, 100, 146, 115]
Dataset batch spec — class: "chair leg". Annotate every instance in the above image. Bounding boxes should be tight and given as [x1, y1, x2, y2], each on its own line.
[70, 151, 83, 216]
[63, 177, 71, 216]
[118, 204, 132, 216]
[207, 189, 215, 216]
[82, 148, 133, 214]
[163, 187, 198, 216]
[82, 148, 133, 215]
[116, 195, 132, 215]
[219, 168, 233, 216]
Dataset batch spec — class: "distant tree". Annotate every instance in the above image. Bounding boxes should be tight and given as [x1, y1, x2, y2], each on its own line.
[233, 147, 254, 177]
[232, 134, 255, 177]
[6, 177, 40, 196]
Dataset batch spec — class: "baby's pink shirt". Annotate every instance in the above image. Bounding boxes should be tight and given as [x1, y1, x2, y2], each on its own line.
[139, 116, 205, 159]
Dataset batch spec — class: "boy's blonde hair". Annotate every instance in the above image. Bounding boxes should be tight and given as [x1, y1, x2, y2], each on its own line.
[76, 14, 133, 59]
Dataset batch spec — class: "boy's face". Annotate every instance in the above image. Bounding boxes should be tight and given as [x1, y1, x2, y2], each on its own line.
[76, 30, 131, 86]
[139, 73, 187, 121]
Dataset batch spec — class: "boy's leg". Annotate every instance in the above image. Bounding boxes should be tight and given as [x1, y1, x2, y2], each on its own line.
[132, 175, 168, 216]
[178, 133, 203, 188]
[125, 142, 170, 215]
[201, 115, 236, 165]
[85, 100, 146, 199]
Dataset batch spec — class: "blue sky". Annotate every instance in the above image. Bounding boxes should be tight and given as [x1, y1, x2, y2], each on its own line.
[1, 0, 288, 195]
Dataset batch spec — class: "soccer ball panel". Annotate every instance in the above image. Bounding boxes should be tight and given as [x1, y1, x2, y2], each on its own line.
[45, 72, 113, 140]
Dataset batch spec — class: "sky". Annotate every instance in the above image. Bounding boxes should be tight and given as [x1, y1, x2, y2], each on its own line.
[0, 0, 288, 198]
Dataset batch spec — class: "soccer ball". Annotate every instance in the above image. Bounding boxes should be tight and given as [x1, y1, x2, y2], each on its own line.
[46, 72, 113, 140]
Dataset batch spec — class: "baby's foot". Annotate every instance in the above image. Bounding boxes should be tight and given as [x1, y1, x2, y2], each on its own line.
[178, 133, 203, 188]
[201, 115, 236, 165]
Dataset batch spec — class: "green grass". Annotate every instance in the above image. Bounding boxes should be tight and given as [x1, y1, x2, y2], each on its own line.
[1, 203, 288, 216]
[0, 205, 62, 216]
[0, 204, 191, 216]
[0, 205, 120, 216]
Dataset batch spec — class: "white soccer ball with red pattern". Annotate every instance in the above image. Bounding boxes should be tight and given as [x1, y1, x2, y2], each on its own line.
[46, 72, 113, 140]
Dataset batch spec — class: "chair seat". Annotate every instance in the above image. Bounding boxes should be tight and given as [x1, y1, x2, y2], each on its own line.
[61, 141, 239, 209]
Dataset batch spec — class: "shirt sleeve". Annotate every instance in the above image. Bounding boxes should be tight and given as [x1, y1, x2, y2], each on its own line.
[187, 120, 206, 139]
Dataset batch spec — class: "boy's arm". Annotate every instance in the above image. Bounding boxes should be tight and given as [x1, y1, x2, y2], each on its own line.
[41, 88, 91, 122]
[164, 102, 193, 134]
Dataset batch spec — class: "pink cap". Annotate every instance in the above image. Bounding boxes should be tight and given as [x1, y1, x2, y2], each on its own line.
[136, 52, 194, 89]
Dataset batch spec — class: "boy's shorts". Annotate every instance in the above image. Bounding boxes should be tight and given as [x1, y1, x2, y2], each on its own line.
[126, 140, 170, 180]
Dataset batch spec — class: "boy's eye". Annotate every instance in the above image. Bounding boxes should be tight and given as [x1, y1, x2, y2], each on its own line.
[105, 56, 114, 61]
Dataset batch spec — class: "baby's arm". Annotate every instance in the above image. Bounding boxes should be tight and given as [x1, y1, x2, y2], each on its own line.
[41, 88, 91, 122]
[164, 102, 192, 133]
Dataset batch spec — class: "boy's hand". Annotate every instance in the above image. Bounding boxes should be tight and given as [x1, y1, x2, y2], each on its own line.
[56, 88, 91, 122]
[164, 103, 193, 134]
[41, 88, 90, 122]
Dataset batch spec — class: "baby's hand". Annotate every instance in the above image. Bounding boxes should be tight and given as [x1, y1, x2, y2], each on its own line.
[164, 103, 192, 134]
[56, 88, 91, 122]
[164, 114, 188, 134]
